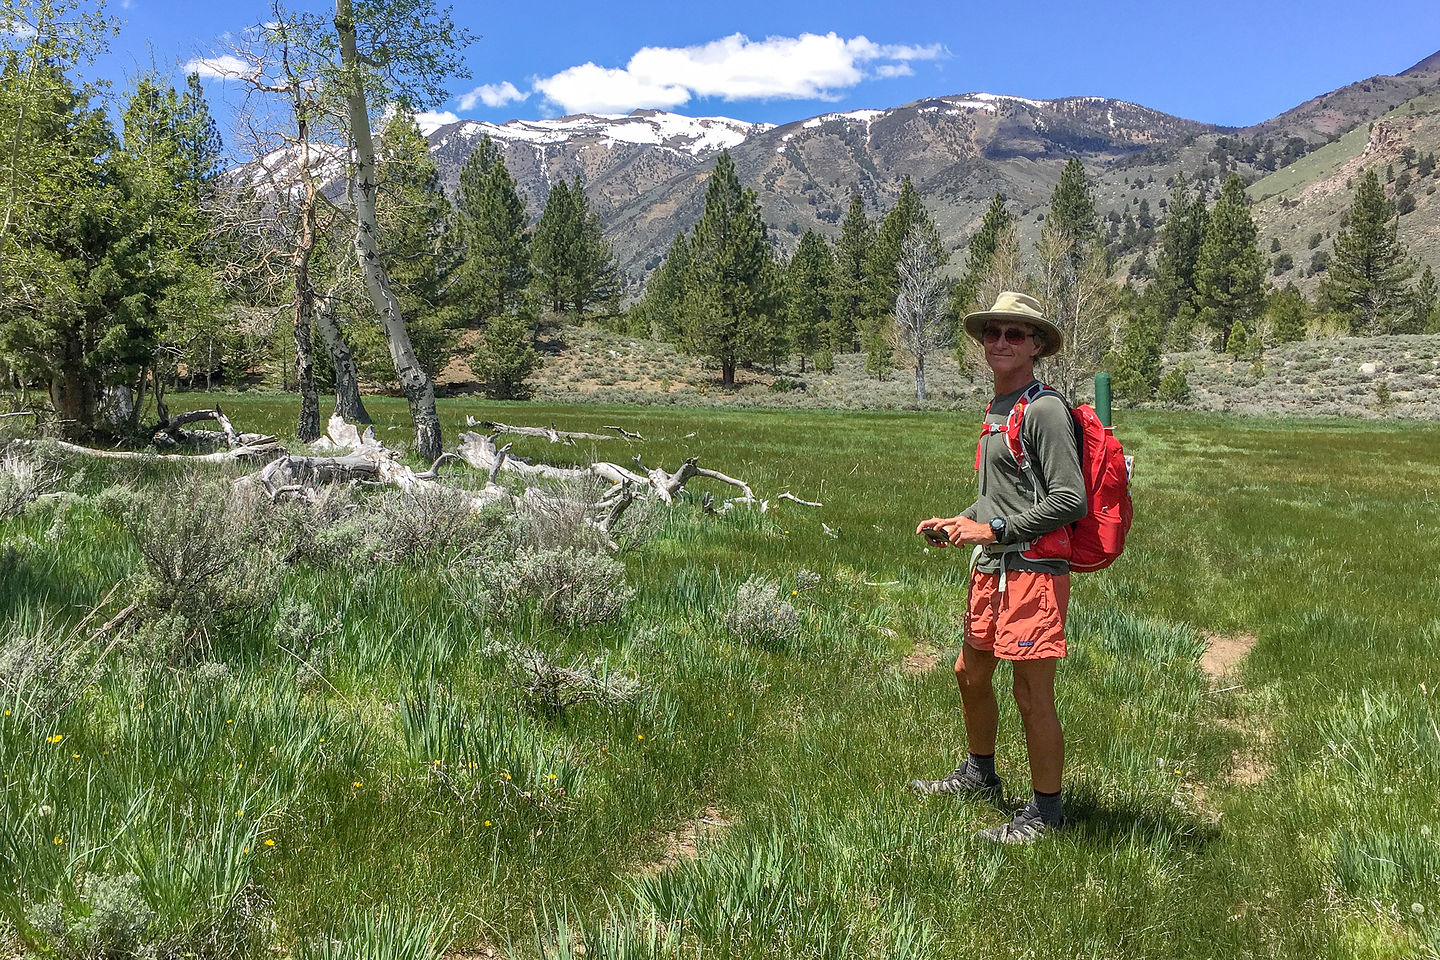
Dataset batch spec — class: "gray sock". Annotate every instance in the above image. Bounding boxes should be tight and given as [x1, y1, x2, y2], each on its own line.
[966, 752, 997, 781]
[1032, 789, 1064, 825]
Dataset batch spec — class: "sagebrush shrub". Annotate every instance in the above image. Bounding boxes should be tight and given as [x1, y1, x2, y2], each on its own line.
[465, 547, 634, 628]
[24, 873, 154, 958]
[96, 478, 279, 659]
[723, 576, 801, 650]
[0, 619, 93, 718]
[0, 449, 58, 521]
[370, 484, 501, 564]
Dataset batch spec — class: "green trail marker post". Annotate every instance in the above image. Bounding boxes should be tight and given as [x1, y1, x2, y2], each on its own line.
[1094, 372, 1112, 428]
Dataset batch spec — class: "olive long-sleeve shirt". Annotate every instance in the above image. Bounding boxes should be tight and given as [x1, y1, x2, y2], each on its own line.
[961, 381, 1086, 575]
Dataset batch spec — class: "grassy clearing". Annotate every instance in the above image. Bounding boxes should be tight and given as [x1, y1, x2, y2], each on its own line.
[3, 397, 1439, 958]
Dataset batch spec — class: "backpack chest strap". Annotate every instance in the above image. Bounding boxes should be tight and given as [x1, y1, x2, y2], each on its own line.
[974, 381, 1051, 478]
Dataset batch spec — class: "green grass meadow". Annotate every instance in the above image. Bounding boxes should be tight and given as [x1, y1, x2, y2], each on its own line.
[3, 394, 1439, 959]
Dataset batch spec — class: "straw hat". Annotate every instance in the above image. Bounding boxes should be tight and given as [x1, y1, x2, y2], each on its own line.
[962, 291, 1063, 359]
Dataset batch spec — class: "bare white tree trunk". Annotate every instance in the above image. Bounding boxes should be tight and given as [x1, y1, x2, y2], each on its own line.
[334, 0, 442, 461]
[1034, 222, 1116, 399]
[313, 281, 370, 424]
[891, 225, 946, 402]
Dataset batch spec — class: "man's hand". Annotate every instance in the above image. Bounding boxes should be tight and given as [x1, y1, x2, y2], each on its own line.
[917, 516, 997, 548]
[916, 517, 953, 547]
[942, 516, 997, 547]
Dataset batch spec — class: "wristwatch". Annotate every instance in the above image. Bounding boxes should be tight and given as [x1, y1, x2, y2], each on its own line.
[989, 516, 1007, 543]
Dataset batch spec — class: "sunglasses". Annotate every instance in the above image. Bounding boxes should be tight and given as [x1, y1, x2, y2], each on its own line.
[982, 326, 1037, 344]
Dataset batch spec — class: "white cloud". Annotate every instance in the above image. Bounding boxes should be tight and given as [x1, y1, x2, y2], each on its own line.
[414, 110, 460, 135]
[458, 81, 527, 110]
[183, 55, 251, 81]
[873, 63, 915, 79]
[531, 32, 945, 115]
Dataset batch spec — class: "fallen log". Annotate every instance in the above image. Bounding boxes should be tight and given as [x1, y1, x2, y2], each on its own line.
[149, 406, 277, 452]
[464, 418, 613, 444]
[10, 436, 283, 464]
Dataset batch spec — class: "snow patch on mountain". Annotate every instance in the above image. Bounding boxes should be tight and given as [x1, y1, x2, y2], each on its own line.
[440, 111, 770, 157]
[801, 109, 885, 129]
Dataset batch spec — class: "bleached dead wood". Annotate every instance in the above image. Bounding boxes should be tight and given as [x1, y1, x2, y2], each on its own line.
[603, 425, 645, 441]
[237, 418, 512, 511]
[11, 437, 283, 464]
[778, 492, 824, 507]
[149, 406, 278, 452]
[464, 418, 613, 444]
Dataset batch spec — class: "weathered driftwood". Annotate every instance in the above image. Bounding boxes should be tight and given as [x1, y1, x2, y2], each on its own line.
[11, 436, 283, 464]
[464, 418, 614, 444]
[603, 425, 645, 441]
[238, 418, 511, 510]
[454, 432, 757, 511]
[778, 492, 824, 508]
[150, 406, 277, 452]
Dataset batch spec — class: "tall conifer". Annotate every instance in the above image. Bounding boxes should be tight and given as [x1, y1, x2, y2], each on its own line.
[454, 134, 530, 322]
[680, 151, 778, 387]
[1194, 174, 1265, 350]
[1322, 167, 1415, 334]
[784, 229, 833, 372]
[829, 193, 872, 352]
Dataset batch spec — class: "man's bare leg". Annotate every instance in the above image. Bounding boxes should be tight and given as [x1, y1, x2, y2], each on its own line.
[956, 642, 1000, 755]
[1011, 657, 1062, 794]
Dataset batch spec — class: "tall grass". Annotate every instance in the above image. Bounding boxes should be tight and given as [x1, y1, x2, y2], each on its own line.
[2, 398, 1439, 958]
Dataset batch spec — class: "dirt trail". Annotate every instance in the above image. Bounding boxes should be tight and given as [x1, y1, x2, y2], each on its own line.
[640, 806, 732, 874]
[1200, 630, 1272, 787]
[1200, 630, 1258, 679]
[901, 643, 942, 675]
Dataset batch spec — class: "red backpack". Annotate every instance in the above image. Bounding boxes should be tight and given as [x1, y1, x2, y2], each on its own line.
[975, 382, 1133, 571]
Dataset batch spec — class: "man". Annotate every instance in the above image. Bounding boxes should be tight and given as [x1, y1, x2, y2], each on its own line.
[913, 291, 1086, 844]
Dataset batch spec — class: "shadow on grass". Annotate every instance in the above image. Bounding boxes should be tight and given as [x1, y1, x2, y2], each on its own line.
[1062, 793, 1220, 850]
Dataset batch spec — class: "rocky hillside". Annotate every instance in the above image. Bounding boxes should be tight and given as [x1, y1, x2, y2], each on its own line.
[237, 49, 1440, 285]
[425, 111, 768, 223]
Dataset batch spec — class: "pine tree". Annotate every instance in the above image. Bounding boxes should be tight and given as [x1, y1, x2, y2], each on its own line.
[862, 178, 942, 379]
[829, 193, 872, 353]
[1415, 265, 1439, 333]
[0, 56, 179, 434]
[1111, 305, 1162, 402]
[1037, 160, 1114, 397]
[636, 231, 691, 341]
[1225, 318, 1251, 357]
[949, 192, 1011, 320]
[680, 151, 779, 388]
[532, 176, 620, 318]
[470, 304, 540, 400]
[1195, 174, 1266, 351]
[784, 229, 833, 372]
[454, 134, 530, 323]
[1048, 158, 1099, 254]
[1152, 173, 1208, 348]
[531, 178, 575, 313]
[1268, 284, 1309, 343]
[1321, 167, 1416, 334]
[115, 74, 227, 416]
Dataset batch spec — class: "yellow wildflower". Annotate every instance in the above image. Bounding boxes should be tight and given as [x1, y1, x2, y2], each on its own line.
[53, 836, 63, 845]
[264, 839, 275, 847]
[352, 781, 362, 788]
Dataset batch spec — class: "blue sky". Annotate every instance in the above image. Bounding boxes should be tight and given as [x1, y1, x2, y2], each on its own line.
[92, 0, 1440, 139]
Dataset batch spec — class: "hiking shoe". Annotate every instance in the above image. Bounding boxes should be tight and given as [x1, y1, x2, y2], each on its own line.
[977, 803, 1066, 845]
[911, 765, 1003, 802]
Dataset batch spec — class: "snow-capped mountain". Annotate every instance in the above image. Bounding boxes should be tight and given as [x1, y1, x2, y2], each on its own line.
[428, 109, 769, 158]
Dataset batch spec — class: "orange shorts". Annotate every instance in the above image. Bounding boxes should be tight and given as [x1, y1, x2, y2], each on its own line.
[964, 569, 1070, 660]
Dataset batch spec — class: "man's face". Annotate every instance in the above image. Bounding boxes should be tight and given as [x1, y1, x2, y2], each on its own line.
[982, 322, 1044, 374]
